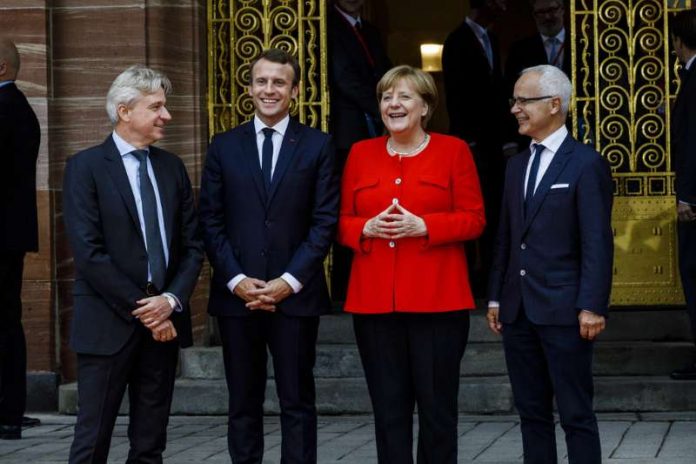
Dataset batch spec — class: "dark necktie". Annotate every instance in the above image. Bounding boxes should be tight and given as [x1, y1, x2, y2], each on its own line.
[262, 127, 275, 192]
[131, 150, 166, 289]
[525, 143, 545, 216]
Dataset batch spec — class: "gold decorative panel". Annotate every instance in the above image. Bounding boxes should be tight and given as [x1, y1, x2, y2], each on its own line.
[207, 0, 328, 136]
[571, 0, 692, 305]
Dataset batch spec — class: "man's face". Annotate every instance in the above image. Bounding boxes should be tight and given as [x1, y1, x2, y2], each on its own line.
[510, 72, 560, 140]
[335, 0, 365, 17]
[532, 0, 565, 37]
[248, 58, 298, 127]
[485, 0, 507, 17]
[673, 35, 687, 64]
[119, 88, 171, 146]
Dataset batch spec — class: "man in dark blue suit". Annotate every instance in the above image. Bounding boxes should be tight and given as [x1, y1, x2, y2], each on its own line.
[199, 49, 339, 464]
[670, 9, 696, 380]
[0, 38, 41, 440]
[487, 65, 613, 464]
[63, 65, 203, 463]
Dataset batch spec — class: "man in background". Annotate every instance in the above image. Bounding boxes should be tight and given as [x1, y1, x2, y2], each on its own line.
[505, 0, 570, 150]
[442, 0, 509, 297]
[670, 8, 696, 381]
[0, 37, 41, 441]
[328, 0, 391, 301]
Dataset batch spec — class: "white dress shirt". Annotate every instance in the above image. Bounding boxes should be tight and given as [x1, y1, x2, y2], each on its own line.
[540, 28, 566, 67]
[466, 16, 493, 69]
[334, 4, 361, 28]
[226, 115, 303, 295]
[524, 125, 569, 197]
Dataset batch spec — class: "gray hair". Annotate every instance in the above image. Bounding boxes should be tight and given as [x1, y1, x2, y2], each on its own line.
[105, 65, 172, 124]
[520, 64, 572, 114]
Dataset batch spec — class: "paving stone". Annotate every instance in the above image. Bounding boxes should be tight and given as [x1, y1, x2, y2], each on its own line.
[612, 421, 670, 459]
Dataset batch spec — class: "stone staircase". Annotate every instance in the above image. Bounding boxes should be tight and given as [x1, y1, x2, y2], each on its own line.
[59, 308, 696, 414]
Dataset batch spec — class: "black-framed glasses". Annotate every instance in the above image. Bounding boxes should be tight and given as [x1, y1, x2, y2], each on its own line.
[509, 95, 555, 108]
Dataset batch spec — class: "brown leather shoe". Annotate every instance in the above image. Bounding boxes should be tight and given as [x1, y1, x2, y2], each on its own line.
[0, 424, 21, 440]
[670, 363, 696, 380]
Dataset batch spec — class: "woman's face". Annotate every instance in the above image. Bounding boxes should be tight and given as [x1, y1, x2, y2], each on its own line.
[380, 78, 428, 137]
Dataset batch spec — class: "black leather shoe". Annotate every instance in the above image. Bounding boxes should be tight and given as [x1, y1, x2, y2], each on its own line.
[670, 363, 696, 380]
[0, 424, 21, 440]
[22, 416, 41, 427]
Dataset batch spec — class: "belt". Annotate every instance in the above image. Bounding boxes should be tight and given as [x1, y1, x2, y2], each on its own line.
[144, 282, 160, 296]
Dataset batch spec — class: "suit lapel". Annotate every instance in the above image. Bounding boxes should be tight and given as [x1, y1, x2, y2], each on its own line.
[103, 137, 143, 239]
[148, 148, 174, 250]
[267, 118, 302, 205]
[240, 122, 269, 204]
[523, 135, 575, 232]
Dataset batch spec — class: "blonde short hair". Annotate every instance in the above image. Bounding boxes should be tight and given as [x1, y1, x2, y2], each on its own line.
[376, 65, 438, 128]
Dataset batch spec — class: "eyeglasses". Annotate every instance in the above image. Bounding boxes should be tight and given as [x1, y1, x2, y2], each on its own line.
[533, 5, 562, 17]
[509, 95, 555, 108]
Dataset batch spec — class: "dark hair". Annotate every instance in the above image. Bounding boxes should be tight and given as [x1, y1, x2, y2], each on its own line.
[249, 48, 301, 87]
[672, 9, 696, 50]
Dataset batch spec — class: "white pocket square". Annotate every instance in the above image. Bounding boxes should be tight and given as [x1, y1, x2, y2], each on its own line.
[550, 183, 569, 189]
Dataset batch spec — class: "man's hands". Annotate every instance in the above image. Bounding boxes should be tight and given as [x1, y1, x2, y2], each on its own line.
[578, 310, 606, 340]
[486, 305, 502, 335]
[132, 295, 177, 342]
[677, 202, 696, 222]
[233, 277, 294, 312]
[363, 203, 427, 239]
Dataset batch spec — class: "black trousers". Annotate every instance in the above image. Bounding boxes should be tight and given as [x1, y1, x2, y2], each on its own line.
[218, 312, 320, 464]
[68, 326, 179, 464]
[0, 252, 26, 427]
[353, 311, 470, 464]
[678, 220, 696, 346]
[502, 310, 600, 464]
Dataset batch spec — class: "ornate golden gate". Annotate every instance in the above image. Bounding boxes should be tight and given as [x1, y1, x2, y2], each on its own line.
[571, 0, 693, 305]
[207, 0, 695, 307]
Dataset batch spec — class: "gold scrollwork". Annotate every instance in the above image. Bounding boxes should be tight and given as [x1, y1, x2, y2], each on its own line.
[208, 0, 328, 135]
[571, 0, 693, 305]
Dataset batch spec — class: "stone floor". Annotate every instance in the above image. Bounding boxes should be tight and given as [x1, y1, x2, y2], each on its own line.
[1, 413, 696, 463]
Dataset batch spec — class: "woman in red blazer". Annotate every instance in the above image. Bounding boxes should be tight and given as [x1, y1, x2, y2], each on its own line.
[338, 65, 485, 463]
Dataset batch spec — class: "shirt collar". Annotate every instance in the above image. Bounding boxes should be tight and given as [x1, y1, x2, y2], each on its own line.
[112, 130, 148, 158]
[254, 114, 290, 137]
[0, 80, 15, 89]
[465, 17, 489, 40]
[540, 27, 565, 44]
[686, 54, 696, 71]
[334, 5, 361, 28]
[530, 124, 568, 154]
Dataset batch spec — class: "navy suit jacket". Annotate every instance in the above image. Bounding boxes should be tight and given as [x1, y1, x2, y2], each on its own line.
[672, 64, 696, 204]
[488, 134, 614, 325]
[0, 82, 40, 253]
[63, 136, 203, 355]
[199, 118, 339, 317]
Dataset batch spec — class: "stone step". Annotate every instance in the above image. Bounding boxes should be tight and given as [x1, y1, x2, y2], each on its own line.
[59, 375, 696, 415]
[179, 341, 695, 379]
[319, 309, 694, 343]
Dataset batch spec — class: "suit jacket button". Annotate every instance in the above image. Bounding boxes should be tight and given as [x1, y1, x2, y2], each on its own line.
[520, 269, 526, 276]
[389, 241, 396, 248]
[395, 178, 402, 185]
[265, 220, 271, 227]
[521, 243, 527, 250]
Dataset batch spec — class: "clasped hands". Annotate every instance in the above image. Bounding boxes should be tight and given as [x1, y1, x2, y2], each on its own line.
[234, 277, 293, 312]
[362, 203, 427, 239]
[132, 295, 177, 342]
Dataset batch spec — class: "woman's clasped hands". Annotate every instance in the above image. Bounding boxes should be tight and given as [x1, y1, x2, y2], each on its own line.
[362, 202, 427, 239]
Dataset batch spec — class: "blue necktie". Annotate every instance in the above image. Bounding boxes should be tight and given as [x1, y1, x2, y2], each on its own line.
[262, 127, 274, 192]
[131, 150, 166, 289]
[481, 32, 493, 69]
[525, 143, 545, 216]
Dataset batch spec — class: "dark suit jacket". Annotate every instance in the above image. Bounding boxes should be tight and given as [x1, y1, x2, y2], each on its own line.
[328, 7, 391, 154]
[0, 82, 40, 253]
[488, 134, 613, 325]
[442, 20, 508, 161]
[199, 118, 339, 317]
[63, 136, 203, 355]
[672, 64, 696, 204]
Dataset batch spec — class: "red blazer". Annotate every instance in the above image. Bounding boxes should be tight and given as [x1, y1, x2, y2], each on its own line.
[338, 133, 485, 313]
